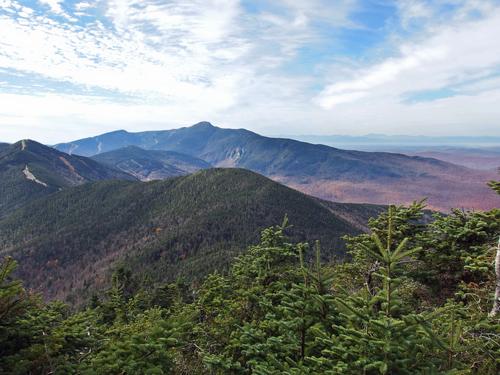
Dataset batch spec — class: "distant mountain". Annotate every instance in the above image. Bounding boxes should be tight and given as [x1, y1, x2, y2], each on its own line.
[0, 140, 135, 216]
[55, 128, 171, 156]
[0, 168, 383, 304]
[285, 134, 500, 148]
[285, 136, 500, 171]
[55, 122, 500, 211]
[92, 146, 211, 181]
[0, 142, 9, 152]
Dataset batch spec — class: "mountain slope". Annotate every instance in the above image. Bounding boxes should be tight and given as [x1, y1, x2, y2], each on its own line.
[92, 146, 211, 180]
[0, 140, 135, 216]
[55, 122, 500, 211]
[0, 168, 383, 304]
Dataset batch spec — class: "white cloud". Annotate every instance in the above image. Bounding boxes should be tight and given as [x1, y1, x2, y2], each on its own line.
[0, 0, 357, 125]
[397, 0, 434, 28]
[315, 91, 368, 108]
[316, 6, 500, 109]
[316, 46, 448, 107]
[74, 1, 94, 11]
[0, 0, 500, 142]
[38, 0, 63, 14]
[279, 0, 358, 28]
[250, 0, 358, 60]
[0, 1, 252, 108]
[0, 92, 217, 143]
[106, 0, 242, 46]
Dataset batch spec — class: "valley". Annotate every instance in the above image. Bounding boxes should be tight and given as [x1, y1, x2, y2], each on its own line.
[55, 122, 500, 211]
[2, 123, 497, 306]
[1, 1, 499, 371]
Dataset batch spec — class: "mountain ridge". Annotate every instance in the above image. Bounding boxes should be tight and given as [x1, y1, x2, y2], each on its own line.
[0, 140, 136, 216]
[54, 122, 500, 211]
[0, 168, 384, 304]
[92, 145, 211, 180]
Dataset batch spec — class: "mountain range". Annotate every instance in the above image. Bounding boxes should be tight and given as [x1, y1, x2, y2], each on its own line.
[0, 168, 383, 304]
[55, 122, 500, 211]
[1, 122, 498, 305]
[286, 134, 500, 148]
[286, 135, 500, 171]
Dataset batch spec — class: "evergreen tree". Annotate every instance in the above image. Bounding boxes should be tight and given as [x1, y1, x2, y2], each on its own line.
[1, 206, 499, 374]
[313, 207, 444, 374]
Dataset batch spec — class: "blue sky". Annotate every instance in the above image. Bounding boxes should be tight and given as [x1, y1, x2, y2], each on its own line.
[1, 0, 500, 143]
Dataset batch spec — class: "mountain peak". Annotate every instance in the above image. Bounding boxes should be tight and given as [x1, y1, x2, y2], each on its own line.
[191, 121, 216, 129]
[13, 139, 46, 152]
[0, 140, 136, 217]
[106, 129, 129, 135]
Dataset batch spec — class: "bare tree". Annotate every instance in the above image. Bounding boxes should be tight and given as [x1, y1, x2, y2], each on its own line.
[489, 236, 500, 317]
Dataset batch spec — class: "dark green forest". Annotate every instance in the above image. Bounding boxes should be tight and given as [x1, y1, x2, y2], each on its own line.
[1, 182, 499, 374]
[0, 140, 135, 217]
[0, 168, 382, 304]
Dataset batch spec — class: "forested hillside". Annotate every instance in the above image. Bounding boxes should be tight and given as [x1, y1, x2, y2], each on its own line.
[0, 168, 380, 304]
[0, 140, 135, 217]
[92, 146, 211, 180]
[1, 0, 499, 372]
[1, 190, 498, 374]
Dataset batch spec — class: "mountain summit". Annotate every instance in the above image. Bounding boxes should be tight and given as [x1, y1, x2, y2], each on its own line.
[55, 123, 500, 211]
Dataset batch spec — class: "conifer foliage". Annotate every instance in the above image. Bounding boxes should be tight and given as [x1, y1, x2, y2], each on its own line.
[1, 200, 499, 374]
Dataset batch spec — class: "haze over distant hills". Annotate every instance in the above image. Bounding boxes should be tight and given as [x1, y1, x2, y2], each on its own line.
[284, 135, 500, 171]
[55, 122, 500, 211]
[405, 147, 500, 171]
[285, 134, 500, 148]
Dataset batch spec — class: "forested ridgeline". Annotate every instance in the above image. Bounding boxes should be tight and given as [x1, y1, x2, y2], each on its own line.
[0, 168, 380, 304]
[1, 190, 499, 373]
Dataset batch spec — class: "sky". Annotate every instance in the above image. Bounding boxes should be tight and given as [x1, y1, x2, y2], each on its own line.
[1, 0, 500, 143]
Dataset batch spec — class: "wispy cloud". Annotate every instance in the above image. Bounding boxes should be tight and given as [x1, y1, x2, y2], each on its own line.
[316, 2, 500, 110]
[315, 45, 447, 108]
[38, 0, 64, 14]
[0, 0, 500, 142]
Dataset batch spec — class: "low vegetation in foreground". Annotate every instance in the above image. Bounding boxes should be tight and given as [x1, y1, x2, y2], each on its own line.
[1, 184, 499, 374]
